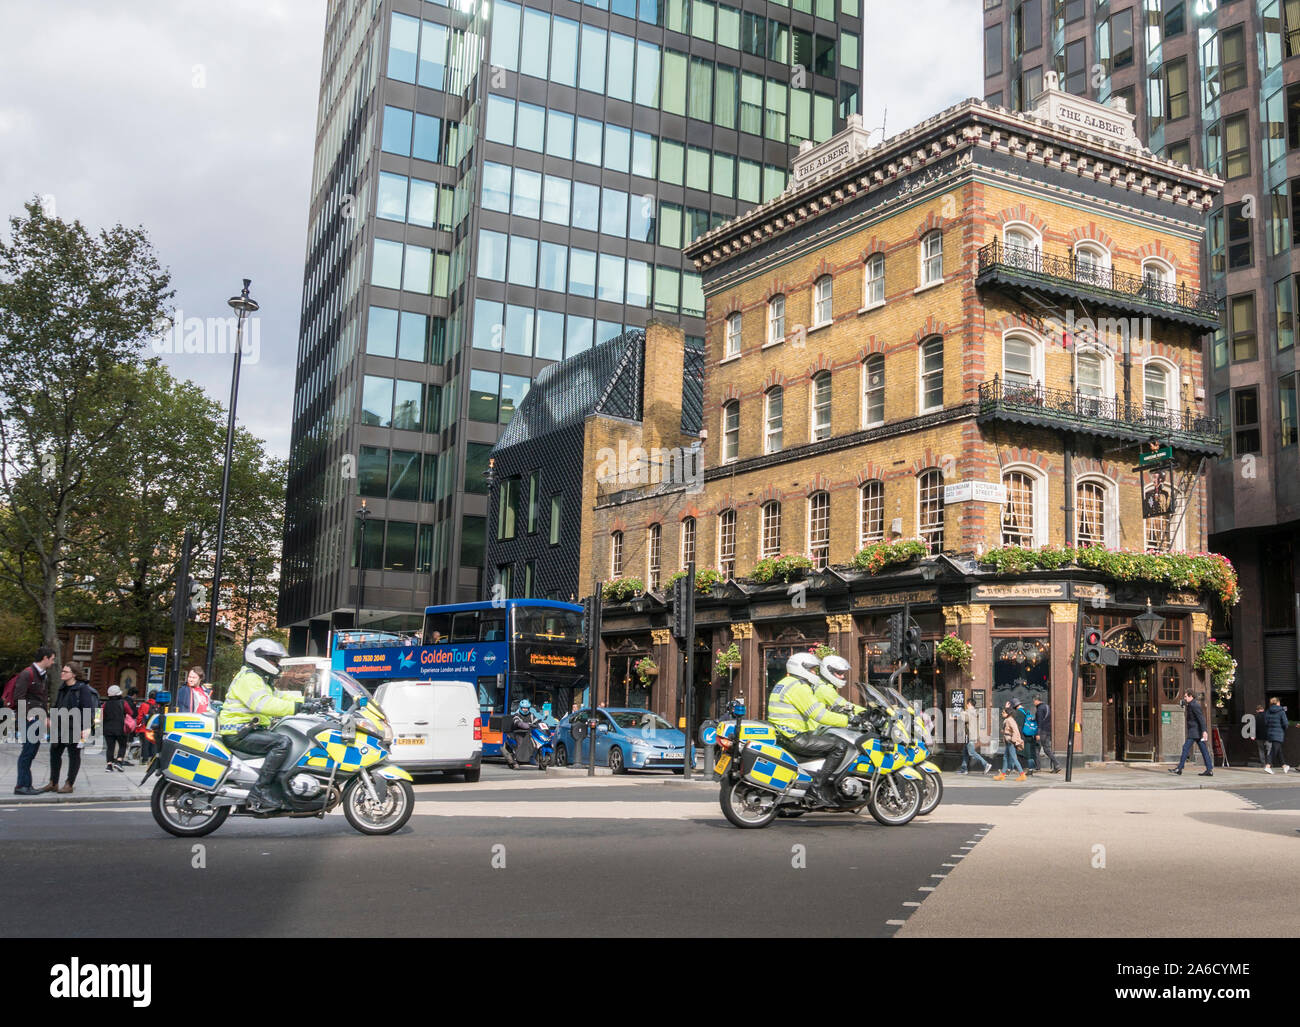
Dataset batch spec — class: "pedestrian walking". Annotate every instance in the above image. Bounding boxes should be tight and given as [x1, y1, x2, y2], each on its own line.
[993, 704, 1026, 781]
[134, 690, 157, 762]
[1262, 697, 1291, 775]
[1169, 690, 1213, 776]
[1018, 700, 1039, 775]
[1254, 703, 1269, 767]
[1032, 696, 1062, 773]
[12, 646, 56, 795]
[101, 686, 131, 772]
[959, 702, 992, 775]
[48, 662, 97, 794]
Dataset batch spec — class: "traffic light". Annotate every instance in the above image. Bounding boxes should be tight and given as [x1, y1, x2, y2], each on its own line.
[671, 574, 690, 641]
[888, 613, 904, 662]
[185, 578, 206, 620]
[903, 624, 922, 665]
[1082, 628, 1103, 665]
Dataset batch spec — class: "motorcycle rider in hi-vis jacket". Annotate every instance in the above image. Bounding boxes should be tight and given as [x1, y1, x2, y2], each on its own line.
[217, 639, 303, 809]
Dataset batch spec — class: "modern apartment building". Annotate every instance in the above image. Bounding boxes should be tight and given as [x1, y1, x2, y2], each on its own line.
[278, 0, 864, 654]
[983, 0, 1300, 715]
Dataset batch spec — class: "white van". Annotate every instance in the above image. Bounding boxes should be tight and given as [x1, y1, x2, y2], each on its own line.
[372, 678, 482, 781]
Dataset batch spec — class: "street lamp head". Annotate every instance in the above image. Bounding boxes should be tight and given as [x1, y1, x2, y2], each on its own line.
[228, 278, 260, 315]
[1133, 599, 1165, 644]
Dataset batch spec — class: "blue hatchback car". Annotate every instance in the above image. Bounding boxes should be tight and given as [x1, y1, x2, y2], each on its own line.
[555, 707, 689, 773]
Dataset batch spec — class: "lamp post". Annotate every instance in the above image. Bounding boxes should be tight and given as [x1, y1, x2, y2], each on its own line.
[241, 559, 257, 651]
[355, 500, 372, 629]
[205, 279, 258, 685]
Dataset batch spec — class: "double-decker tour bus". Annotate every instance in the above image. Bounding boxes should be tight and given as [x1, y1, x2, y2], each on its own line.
[333, 600, 587, 755]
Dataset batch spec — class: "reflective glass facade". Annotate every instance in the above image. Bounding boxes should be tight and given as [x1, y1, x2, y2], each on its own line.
[281, 0, 861, 649]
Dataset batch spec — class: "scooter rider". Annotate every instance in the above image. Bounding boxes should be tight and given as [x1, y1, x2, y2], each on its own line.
[507, 699, 538, 767]
[217, 639, 304, 809]
[767, 653, 852, 802]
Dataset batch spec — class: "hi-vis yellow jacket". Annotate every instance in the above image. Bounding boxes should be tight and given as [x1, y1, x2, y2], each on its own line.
[217, 667, 302, 734]
[767, 675, 849, 738]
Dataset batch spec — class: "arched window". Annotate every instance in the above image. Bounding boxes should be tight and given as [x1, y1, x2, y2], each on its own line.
[920, 336, 944, 412]
[808, 491, 831, 568]
[1003, 223, 1042, 269]
[1001, 469, 1043, 547]
[610, 531, 624, 578]
[1073, 241, 1110, 286]
[864, 253, 885, 307]
[725, 312, 741, 357]
[721, 400, 739, 463]
[761, 502, 782, 559]
[918, 469, 945, 553]
[814, 275, 833, 326]
[717, 510, 736, 578]
[811, 372, 832, 441]
[767, 294, 786, 346]
[1142, 258, 1175, 303]
[764, 386, 784, 454]
[859, 480, 884, 545]
[862, 355, 885, 426]
[646, 524, 661, 591]
[1075, 478, 1114, 549]
[921, 231, 944, 285]
[680, 516, 696, 568]
[1143, 360, 1173, 415]
[1003, 330, 1041, 391]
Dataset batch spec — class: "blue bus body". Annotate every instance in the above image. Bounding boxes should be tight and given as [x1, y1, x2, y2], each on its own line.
[332, 600, 588, 756]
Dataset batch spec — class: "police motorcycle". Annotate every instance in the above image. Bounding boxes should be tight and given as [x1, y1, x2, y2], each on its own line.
[706, 694, 924, 829]
[144, 671, 415, 838]
[856, 682, 943, 816]
[502, 700, 555, 770]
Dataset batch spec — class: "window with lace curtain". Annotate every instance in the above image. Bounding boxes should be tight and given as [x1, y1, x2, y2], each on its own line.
[1001, 471, 1037, 547]
[918, 470, 945, 553]
[859, 481, 884, 545]
[1075, 481, 1108, 548]
[718, 510, 736, 578]
[760, 502, 781, 559]
[646, 524, 661, 590]
[808, 492, 830, 568]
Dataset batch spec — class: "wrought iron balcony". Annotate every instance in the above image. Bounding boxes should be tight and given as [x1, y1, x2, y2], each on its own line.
[976, 240, 1222, 330]
[978, 377, 1224, 455]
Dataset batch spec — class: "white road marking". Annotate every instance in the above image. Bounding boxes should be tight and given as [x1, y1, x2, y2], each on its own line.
[885, 919, 906, 926]
[918, 886, 936, 891]
[902, 901, 922, 907]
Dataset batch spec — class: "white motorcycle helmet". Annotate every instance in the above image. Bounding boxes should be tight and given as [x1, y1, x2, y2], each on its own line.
[786, 652, 822, 688]
[820, 654, 851, 691]
[244, 637, 287, 677]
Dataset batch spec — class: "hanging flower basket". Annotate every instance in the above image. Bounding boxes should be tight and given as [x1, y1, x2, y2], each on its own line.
[935, 633, 973, 672]
[1193, 638, 1236, 708]
[601, 577, 645, 603]
[851, 539, 927, 574]
[665, 568, 725, 594]
[634, 656, 659, 685]
[714, 642, 742, 678]
[750, 554, 814, 584]
[812, 643, 838, 661]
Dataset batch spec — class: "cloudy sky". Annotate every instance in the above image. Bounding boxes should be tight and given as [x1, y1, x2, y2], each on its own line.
[0, 0, 980, 459]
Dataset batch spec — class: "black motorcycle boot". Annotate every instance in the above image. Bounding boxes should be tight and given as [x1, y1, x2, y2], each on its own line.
[247, 784, 282, 810]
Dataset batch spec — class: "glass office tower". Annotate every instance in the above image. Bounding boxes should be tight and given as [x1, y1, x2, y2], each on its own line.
[279, 0, 863, 654]
[982, 0, 1300, 714]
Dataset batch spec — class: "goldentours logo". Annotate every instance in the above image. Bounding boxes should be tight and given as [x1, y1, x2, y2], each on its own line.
[50, 958, 151, 1007]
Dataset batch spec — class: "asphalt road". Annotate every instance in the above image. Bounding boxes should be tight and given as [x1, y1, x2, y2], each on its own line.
[0, 789, 987, 937]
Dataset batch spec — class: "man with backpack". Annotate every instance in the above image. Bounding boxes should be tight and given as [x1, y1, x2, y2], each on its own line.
[10, 647, 56, 795]
[1031, 696, 1061, 773]
[1014, 699, 1036, 775]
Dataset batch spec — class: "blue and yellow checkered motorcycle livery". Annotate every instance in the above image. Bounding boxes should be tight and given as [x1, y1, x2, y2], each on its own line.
[861, 683, 944, 816]
[708, 700, 923, 830]
[146, 677, 415, 839]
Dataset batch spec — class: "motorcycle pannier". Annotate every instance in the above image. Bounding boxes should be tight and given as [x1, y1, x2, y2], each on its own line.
[160, 732, 233, 789]
[739, 740, 801, 793]
[716, 720, 779, 743]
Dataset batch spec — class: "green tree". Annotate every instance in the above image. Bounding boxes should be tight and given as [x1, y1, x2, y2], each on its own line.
[0, 200, 171, 652]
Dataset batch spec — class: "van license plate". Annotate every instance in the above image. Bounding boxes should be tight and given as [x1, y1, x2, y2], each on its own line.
[396, 737, 426, 746]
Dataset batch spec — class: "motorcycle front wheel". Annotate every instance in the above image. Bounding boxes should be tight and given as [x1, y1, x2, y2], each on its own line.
[918, 769, 943, 816]
[342, 776, 414, 835]
[867, 774, 922, 826]
[536, 750, 551, 771]
[719, 777, 779, 829]
[151, 780, 231, 837]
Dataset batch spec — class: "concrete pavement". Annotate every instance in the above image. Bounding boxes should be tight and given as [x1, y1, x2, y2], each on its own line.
[0, 739, 152, 803]
[900, 786, 1300, 937]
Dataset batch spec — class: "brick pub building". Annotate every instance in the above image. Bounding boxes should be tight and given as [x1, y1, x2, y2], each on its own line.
[546, 91, 1233, 764]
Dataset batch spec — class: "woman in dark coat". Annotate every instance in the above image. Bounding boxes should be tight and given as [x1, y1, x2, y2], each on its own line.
[101, 685, 130, 772]
[1263, 697, 1291, 774]
[48, 661, 98, 793]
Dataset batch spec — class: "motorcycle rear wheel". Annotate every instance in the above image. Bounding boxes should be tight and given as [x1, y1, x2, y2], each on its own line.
[719, 777, 779, 829]
[342, 777, 414, 835]
[151, 780, 231, 837]
[917, 769, 943, 816]
[867, 775, 922, 826]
